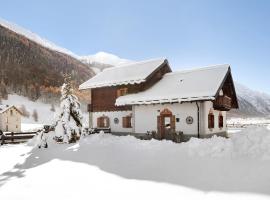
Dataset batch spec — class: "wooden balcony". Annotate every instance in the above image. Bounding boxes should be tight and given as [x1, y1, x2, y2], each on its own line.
[213, 95, 232, 111]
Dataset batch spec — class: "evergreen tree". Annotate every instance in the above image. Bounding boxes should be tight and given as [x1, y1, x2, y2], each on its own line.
[52, 74, 83, 143]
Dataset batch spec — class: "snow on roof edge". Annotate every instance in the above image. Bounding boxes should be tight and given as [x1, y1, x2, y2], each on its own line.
[115, 64, 230, 106]
[0, 105, 22, 114]
[79, 58, 167, 90]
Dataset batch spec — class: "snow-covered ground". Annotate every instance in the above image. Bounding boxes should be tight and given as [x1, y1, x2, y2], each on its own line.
[1, 126, 270, 200]
[227, 118, 270, 126]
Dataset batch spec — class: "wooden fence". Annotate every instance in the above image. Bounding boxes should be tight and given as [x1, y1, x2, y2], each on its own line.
[1, 131, 38, 145]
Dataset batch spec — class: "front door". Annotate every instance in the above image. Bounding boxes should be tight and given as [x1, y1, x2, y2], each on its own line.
[157, 108, 175, 140]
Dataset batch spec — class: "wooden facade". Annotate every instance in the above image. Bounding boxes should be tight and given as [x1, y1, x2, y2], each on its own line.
[213, 69, 238, 110]
[90, 62, 171, 112]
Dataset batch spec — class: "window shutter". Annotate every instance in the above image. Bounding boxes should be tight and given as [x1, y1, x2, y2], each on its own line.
[157, 116, 161, 139]
[105, 117, 110, 128]
[128, 116, 132, 128]
[219, 115, 223, 128]
[171, 115, 176, 131]
[122, 117, 127, 128]
[208, 114, 214, 129]
[97, 117, 100, 127]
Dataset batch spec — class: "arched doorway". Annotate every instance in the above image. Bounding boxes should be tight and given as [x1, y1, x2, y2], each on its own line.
[157, 108, 175, 139]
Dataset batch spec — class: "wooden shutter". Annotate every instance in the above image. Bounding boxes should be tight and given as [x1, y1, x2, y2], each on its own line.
[105, 117, 110, 128]
[157, 116, 162, 139]
[171, 115, 176, 131]
[219, 115, 223, 128]
[122, 117, 127, 128]
[208, 114, 214, 129]
[97, 117, 101, 127]
[127, 116, 132, 128]
[122, 116, 132, 128]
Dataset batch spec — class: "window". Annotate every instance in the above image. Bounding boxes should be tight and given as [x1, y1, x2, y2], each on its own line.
[10, 110, 13, 116]
[6, 125, 8, 131]
[117, 88, 128, 97]
[208, 112, 214, 129]
[219, 113, 224, 128]
[122, 116, 132, 128]
[97, 116, 110, 128]
[176, 118, 180, 122]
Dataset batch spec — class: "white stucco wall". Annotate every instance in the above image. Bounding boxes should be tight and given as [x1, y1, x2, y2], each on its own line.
[133, 103, 198, 135]
[91, 101, 227, 137]
[92, 111, 133, 133]
[201, 101, 227, 135]
[0, 107, 21, 132]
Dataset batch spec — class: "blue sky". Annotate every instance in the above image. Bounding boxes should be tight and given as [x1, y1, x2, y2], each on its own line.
[1, 0, 270, 93]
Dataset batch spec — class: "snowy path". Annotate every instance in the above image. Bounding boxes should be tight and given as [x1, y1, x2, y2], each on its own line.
[1, 127, 270, 200]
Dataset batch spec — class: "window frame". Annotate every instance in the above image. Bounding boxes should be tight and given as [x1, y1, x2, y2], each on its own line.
[218, 113, 224, 128]
[117, 88, 128, 97]
[208, 112, 215, 129]
[97, 116, 110, 128]
[122, 116, 132, 128]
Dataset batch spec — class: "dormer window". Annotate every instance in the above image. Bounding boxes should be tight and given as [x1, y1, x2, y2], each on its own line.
[117, 88, 128, 97]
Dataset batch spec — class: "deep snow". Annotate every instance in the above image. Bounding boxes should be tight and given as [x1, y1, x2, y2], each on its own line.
[1, 126, 270, 200]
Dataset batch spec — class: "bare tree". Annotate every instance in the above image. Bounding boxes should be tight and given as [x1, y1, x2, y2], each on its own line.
[32, 109, 38, 122]
[50, 104, 55, 112]
[19, 105, 30, 118]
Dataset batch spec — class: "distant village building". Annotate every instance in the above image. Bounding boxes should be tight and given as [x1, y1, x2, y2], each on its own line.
[0, 105, 22, 132]
[79, 58, 238, 141]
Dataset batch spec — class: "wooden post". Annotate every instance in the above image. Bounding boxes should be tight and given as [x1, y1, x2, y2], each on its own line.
[11, 132, 14, 143]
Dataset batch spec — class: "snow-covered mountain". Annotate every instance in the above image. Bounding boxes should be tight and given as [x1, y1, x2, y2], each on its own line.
[80, 52, 131, 66]
[228, 83, 270, 117]
[80, 52, 132, 73]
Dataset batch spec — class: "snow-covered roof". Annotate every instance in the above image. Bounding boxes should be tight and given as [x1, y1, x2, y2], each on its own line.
[79, 58, 167, 89]
[116, 64, 230, 106]
[0, 105, 21, 114]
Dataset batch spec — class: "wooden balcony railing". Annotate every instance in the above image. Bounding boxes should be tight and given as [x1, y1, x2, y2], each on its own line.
[213, 95, 232, 111]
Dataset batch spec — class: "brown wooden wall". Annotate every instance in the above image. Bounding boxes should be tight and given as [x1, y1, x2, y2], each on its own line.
[91, 62, 171, 112]
[213, 70, 238, 109]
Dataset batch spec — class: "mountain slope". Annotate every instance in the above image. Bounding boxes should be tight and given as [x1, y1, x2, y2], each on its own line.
[0, 20, 95, 101]
[0, 18, 78, 58]
[228, 83, 270, 117]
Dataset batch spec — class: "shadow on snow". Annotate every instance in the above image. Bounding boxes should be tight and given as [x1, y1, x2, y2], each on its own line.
[0, 133, 270, 196]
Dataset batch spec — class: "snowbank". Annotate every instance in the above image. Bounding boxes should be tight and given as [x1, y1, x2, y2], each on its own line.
[1, 126, 270, 200]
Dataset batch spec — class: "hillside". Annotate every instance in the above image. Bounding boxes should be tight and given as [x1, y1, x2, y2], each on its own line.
[228, 83, 270, 117]
[0, 19, 95, 102]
